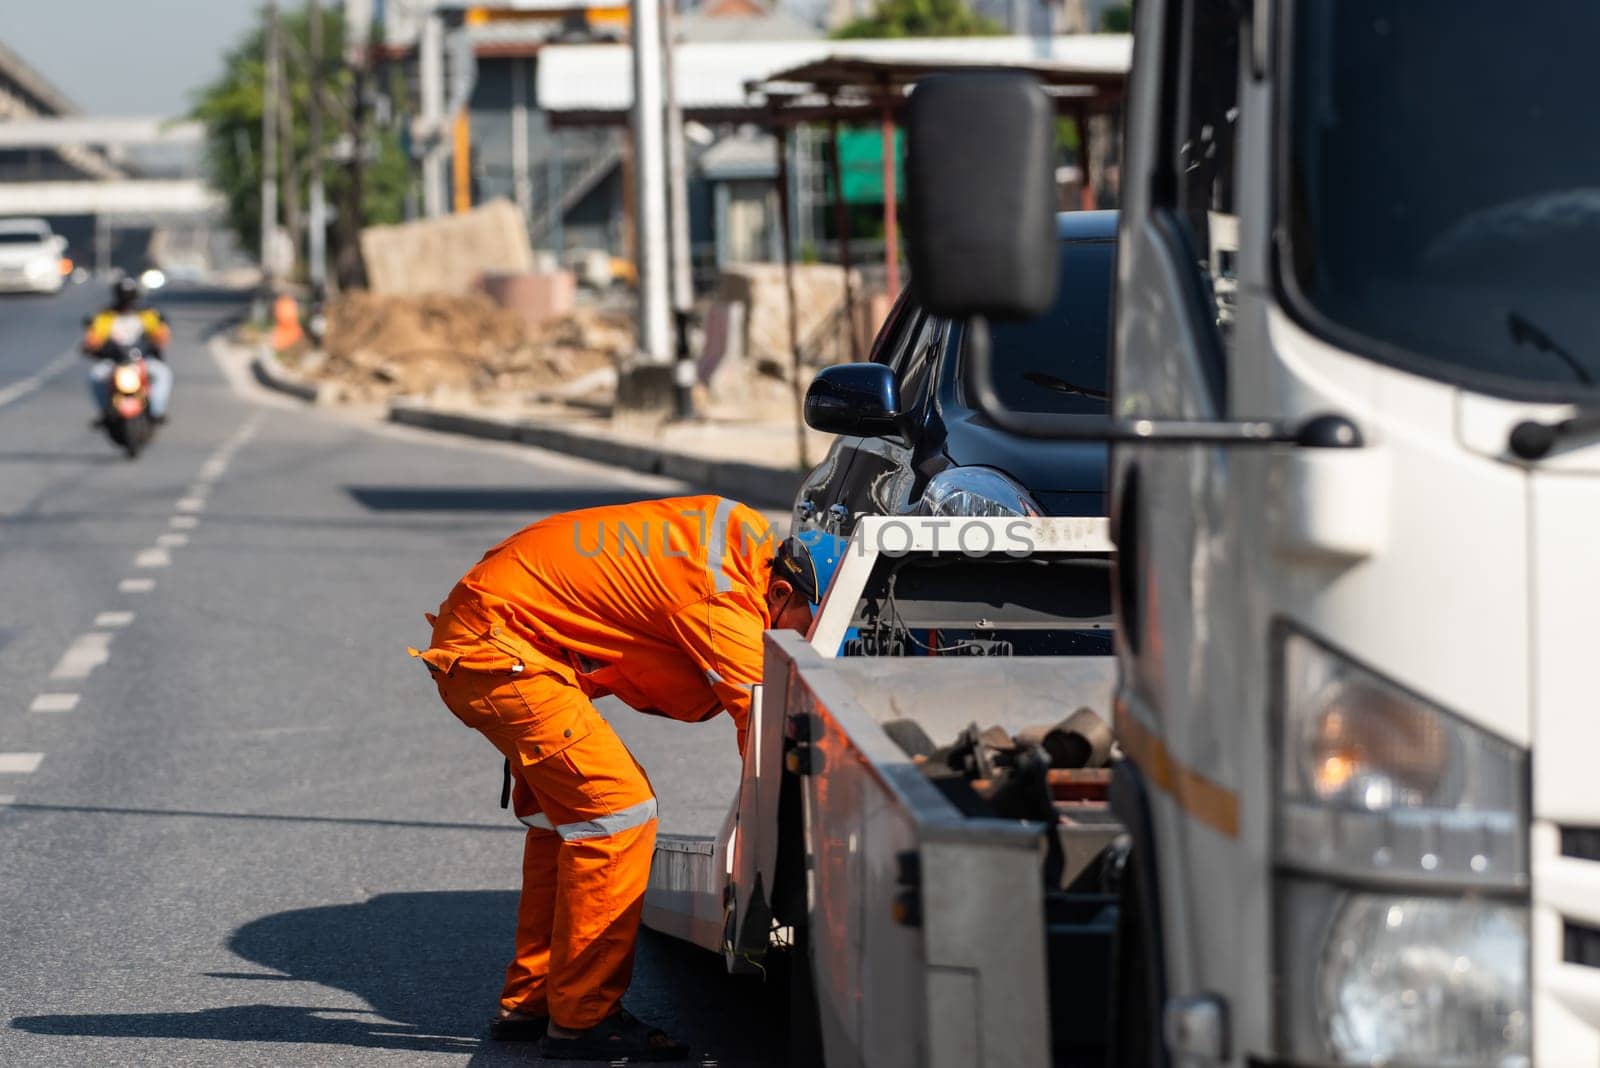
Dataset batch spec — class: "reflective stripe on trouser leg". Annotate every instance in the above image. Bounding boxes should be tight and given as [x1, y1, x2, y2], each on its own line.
[551, 797, 657, 840]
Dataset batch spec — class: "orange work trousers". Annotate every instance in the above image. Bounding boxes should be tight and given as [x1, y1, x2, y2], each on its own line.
[427, 623, 657, 1030]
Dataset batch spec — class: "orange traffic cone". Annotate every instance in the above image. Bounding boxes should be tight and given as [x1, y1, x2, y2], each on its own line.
[271, 293, 304, 352]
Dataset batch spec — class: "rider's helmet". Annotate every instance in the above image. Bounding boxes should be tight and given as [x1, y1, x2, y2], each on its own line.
[111, 276, 140, 311]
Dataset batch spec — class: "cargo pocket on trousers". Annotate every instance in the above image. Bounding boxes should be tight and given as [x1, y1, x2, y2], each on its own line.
[505, 678, 595, 768]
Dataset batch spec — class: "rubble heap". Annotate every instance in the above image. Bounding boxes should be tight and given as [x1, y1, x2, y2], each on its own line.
[284, 292, 630, 406]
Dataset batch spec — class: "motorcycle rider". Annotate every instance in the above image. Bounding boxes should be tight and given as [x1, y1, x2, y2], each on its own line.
[83, 276, 172, 424]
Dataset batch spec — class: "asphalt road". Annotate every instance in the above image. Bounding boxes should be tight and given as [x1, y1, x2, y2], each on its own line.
[0, 285, 786, 1066]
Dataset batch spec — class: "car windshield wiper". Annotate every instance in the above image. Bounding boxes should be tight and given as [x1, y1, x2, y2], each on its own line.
[1508, 311, 1593, 386]
[1022, 371, 1109, 402]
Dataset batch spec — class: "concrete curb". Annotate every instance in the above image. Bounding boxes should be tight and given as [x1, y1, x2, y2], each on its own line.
[390, 400, 806, 508]
[250, 346, 324, 404]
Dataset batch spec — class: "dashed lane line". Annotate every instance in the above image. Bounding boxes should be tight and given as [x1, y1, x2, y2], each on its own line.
[135, 547, 172, 568]
[94, 611, 135, 628]
[170, 516, 199, 530]
[0, 753, 44, 774]
[49, 634, 112, 680]
[0, 349, 75, 411]
[119, 578, 156, 594]
[30, 694, 79, 713]
[175, 498, 206, 513]
[0, 796, 14, 807]
[156, 533, 188, 548]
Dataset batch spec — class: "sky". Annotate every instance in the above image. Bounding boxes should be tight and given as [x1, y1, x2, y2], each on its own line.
[0, 1, 260, 118]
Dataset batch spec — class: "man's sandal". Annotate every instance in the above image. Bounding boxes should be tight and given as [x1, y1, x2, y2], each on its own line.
[487, 1008, 549, 1041]
[540, 1008, 690, 1062]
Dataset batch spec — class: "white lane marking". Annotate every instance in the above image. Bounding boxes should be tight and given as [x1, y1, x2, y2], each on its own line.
[0, 795, 14, 807]
[156, 533, 188, 548]
[0, 349, 75, 411]
[170, 516, 199, 530]
[119, 578, 156, 593]
[198, 460, 228, 479]
[135, 547, 171, 568]
[50, 633, 112, 679]
[186, 485, 210, 499]
[0, 753, 44, 774]
[94, 611, 135, 628]
[175, 498, 206, 513]
[30, 693, 79, 712]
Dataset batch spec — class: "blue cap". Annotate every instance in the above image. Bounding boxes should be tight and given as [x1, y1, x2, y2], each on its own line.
[774, 530, 844, 606]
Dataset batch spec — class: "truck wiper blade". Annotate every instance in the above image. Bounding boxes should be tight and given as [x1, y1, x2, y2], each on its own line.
[1022, 371, 1109, 401]
[1508, 311, 1594, 385]
[1508, 409, 1600, 460]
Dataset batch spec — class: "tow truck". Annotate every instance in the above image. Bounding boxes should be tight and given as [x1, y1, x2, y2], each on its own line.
[655, 2, 1589, 1065]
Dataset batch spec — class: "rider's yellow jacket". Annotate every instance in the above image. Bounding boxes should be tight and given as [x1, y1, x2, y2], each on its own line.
[83, 308, 170, 354]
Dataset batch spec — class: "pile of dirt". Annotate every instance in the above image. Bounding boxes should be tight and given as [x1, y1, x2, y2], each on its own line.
[286, 291, 632, 406]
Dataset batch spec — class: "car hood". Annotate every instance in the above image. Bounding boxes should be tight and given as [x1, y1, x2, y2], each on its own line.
[941, 407, 1108, 516]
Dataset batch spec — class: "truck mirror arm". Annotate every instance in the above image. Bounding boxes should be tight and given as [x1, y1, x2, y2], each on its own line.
[964, 317, 1364, 449]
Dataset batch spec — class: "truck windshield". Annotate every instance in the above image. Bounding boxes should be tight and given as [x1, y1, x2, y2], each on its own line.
[1286, 0, 1600, 393]
[960, 238, 1114, 415]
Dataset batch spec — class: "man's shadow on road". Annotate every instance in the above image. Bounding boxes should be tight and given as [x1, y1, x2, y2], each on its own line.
[10, 890, 785, 1065]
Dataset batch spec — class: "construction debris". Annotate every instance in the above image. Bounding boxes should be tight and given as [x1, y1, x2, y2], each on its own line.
[359, 199, 536, 296]
[278, 291, 629, 407]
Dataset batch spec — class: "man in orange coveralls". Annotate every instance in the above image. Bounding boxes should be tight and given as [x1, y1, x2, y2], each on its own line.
[411, 495, 823, 1061]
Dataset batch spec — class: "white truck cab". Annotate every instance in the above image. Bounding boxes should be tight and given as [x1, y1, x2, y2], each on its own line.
[897, 1, 1597, 1064]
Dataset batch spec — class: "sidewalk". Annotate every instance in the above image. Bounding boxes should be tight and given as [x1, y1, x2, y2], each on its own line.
[390, 399, 826, 509]
[253, 344, 826, 509]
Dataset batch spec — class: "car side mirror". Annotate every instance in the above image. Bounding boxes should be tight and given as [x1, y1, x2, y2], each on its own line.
[905, 72, 1058, 321]
[805, 364, 903, 438]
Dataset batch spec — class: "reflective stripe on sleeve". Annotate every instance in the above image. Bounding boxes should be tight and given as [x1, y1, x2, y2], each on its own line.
[553, 797, 659, 841]
[706, 496, 735, 594]
[517, 811, 556, 832]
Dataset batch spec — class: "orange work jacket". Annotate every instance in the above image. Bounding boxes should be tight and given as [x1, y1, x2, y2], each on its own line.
[417, 495, 778, 754]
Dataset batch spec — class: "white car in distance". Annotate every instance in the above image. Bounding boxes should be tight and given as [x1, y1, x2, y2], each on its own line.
[0, 218, 67, 294]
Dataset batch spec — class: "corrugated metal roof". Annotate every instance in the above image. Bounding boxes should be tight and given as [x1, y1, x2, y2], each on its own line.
[537, 34, 1130, 114]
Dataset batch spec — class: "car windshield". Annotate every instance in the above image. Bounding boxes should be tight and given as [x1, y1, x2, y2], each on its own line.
[0, 231, 48, 246]
[1287, 0, 1600, 393]
[959, 238, 1114, 415]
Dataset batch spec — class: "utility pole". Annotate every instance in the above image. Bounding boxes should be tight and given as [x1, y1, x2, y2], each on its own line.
[307, 0, 327, 295]
[261, 0, 281, 293]
[662, 1, 695, 416]
[419, 7, 447, 218]
[630, 0, 671, 364]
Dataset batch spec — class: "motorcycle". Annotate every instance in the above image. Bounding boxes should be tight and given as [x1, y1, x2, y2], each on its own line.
[96, 339, 156, 459]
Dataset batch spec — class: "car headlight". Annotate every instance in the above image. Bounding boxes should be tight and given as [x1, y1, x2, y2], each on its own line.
[913, 466, 1041, 518]
[1275, 630, 1529, 1067]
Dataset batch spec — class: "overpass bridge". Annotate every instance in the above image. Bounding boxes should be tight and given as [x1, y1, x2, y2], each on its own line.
[0, 43, 236, 276]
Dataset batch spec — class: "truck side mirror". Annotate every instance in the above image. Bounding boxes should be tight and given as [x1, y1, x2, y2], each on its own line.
[905, 73, 1059, 322]
[805, 364, 903, 438]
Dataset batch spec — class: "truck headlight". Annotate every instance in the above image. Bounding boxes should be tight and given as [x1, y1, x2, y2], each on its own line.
[1275, 630, 1529, 1067]
[913, 466, 1041, 518]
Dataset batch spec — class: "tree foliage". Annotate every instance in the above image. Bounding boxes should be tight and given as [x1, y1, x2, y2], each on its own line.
[190, 7, 408, 266]
[832, 0, 1002, 39]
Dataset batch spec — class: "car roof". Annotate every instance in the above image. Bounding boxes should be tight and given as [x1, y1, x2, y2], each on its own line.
[1055, 210, 1117, 241]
